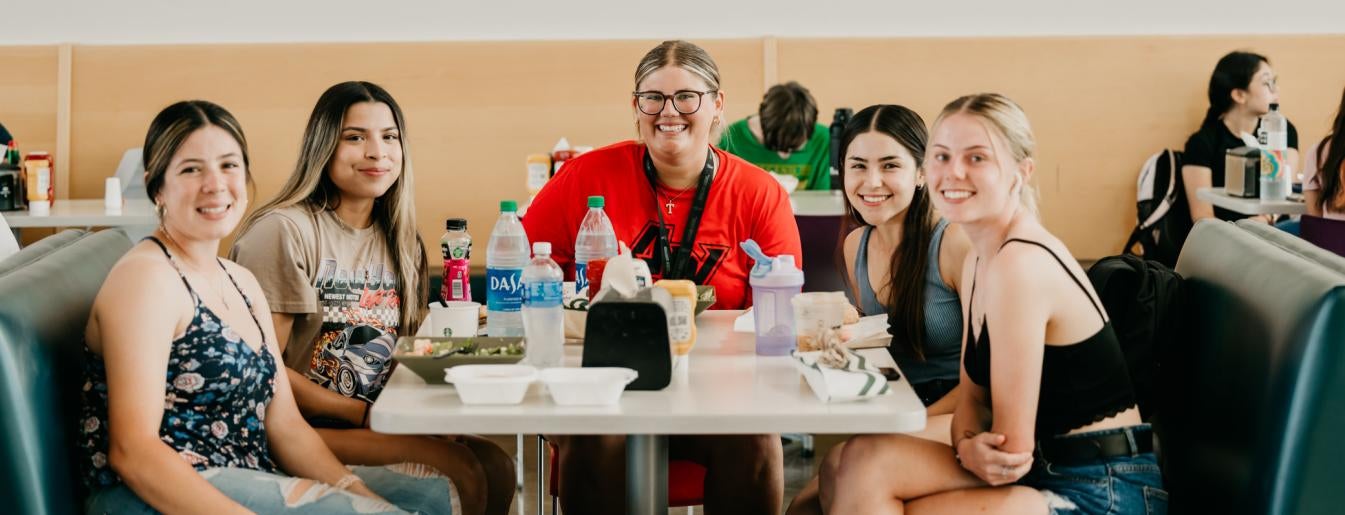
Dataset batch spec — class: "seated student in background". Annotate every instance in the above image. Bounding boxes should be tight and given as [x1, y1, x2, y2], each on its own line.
[718, 81, 832, 190]
[810, 93, 1163, 514]
[231, 82, 513, 515]
[80, 100, 451, 514]
[525, 39, 798, 514]
[1305, 86, 1345, 220]
[1183, 50, 1300, 224]
[785, 104, 972, 515]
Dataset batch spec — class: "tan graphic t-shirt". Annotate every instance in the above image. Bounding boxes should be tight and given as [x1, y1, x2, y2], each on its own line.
[230, 206, 401, 402]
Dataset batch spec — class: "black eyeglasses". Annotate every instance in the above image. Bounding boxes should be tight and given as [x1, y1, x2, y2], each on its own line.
[633, 90, 717, 116]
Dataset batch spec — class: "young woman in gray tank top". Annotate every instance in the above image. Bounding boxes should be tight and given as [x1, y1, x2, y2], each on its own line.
[787, 105, 971, 515]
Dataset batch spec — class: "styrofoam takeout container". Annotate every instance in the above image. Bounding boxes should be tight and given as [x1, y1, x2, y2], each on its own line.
[443, 364, 537, 404]
[538, 367, 639, 406]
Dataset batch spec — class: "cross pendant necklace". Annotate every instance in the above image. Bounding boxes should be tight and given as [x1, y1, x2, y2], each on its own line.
[662, 186, 693, 214]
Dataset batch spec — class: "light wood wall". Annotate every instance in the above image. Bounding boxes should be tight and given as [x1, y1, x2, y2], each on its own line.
[5, 35, 1345, 259]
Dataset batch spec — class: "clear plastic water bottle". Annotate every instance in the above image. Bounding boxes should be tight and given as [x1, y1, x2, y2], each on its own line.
[1259, 103, 1291, 201]
[486, 200, 529, 337]
[523, 242, 564, 368]
[573, 195, 618, 294]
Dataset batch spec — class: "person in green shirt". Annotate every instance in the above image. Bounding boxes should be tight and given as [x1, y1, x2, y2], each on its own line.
[719, 81, 832, 190]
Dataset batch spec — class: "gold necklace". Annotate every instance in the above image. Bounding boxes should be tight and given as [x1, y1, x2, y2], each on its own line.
[160, 231, 231, 310]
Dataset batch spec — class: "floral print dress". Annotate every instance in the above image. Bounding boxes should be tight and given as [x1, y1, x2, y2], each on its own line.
[80, 237, 279, 489]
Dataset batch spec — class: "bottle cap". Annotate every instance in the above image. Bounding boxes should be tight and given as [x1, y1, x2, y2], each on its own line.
[587, 195, 605, 208]
[500, 200, 518, 213]
[445, 218, 467, 231]
[1270, 102, 1280, 111]
[749, 254, 804, 288]
[533, 242, 552, 255]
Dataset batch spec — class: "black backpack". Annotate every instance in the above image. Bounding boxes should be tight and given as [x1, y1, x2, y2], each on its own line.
[1087, 254, 1184, 420]
[1125, 149, 1192, 267]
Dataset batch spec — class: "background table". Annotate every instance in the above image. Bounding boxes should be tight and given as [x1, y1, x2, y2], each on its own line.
[373, 310, 925, 514]
[1197, 187, 1307, 216]
[4, 199, 156, 243]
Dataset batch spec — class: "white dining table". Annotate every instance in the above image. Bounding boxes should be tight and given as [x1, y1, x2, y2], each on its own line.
[372, 310, 925, 515]
[1196, 187, 1307, 216]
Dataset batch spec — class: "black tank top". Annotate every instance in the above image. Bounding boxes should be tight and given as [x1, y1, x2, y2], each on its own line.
[963, 239, 1136, 437]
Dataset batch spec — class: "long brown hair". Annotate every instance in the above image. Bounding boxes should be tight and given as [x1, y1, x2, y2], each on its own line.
[1316, 86, 1345, 213]
[237, 81, 427, 334]
[837, 105, 935, 360]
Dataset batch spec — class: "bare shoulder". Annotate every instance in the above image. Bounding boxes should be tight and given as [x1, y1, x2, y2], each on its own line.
[938, 223, 973, 291]
[843, 227, 864, 260]
[90, 244, 192, 345]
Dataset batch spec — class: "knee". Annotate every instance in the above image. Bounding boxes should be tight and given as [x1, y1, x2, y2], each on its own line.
[818, 441, 847, 483]
[833, 435, 887, 480]
[746, 434, 783, 466]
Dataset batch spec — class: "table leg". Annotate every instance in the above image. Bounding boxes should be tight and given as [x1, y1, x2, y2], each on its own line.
[536, 435, 545, 515]
[626, 434, 668, 515]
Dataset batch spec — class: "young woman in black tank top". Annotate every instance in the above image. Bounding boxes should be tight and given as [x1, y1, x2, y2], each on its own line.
[813, 94, 1165, 515]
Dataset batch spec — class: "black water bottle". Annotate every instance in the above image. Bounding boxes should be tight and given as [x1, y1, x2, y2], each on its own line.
[828, 108, 853, 190]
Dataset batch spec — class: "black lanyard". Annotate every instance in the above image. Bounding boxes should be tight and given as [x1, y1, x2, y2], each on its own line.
[644, 147, 715, 280]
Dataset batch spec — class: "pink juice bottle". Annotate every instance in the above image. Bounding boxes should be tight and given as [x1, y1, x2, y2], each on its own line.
[441, 218, 472, 303]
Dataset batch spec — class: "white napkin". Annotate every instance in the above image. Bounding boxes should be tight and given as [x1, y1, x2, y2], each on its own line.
[791, 349, 892, 402]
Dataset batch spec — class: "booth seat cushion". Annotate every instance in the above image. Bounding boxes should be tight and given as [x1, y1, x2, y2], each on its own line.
[0, 229, 131, 515]
[1166, 220, 1345, 514]
[1236, 220, 1345, 276]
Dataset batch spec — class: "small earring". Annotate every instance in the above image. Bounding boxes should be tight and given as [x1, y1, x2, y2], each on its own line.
[155, 203, 166, 218]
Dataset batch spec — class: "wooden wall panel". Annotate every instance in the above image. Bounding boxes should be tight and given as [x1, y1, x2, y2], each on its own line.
[67, 39, 763, 257]
[0, 45, 59, 244]
[0, 35, 1338, 260]
[778, 35, 1345, 258]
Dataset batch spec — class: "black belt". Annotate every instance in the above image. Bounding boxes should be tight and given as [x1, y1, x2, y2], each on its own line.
[1036, 426, 1153, 466]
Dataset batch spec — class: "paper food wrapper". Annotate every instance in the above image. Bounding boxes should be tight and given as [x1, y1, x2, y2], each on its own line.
[791, 348, 892, 403]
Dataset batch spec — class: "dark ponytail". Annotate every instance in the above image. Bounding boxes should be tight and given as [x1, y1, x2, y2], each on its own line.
[1203, 51, 1269, 126]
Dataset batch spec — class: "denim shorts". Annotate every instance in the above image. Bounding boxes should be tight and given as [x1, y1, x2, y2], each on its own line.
[1019, 426, 1168, 515]
[85, 463, 457, 515]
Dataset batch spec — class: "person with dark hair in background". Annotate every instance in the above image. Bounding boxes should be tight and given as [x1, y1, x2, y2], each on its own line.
[719, 81, 832, 190]
[1183, 50, 1300, 223]
[1304, 86, 1345, 220]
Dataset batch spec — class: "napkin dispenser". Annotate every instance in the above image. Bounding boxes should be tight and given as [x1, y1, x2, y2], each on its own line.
[581, 288, 673, 390]
[0, 168, 21, 211]
[1225, 146, 1261, 198]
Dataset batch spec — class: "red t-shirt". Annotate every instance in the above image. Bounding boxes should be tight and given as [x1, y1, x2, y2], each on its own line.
[522, 141, 802, 309]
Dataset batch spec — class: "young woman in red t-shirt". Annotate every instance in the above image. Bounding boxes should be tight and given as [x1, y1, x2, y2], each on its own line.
[529, 40, 799, 514]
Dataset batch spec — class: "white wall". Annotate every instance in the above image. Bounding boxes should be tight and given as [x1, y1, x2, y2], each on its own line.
[6, 0, 1344, 45]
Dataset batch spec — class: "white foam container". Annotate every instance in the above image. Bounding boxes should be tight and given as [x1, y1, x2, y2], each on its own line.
[443, 364, 537, 405]
[538, 367, 638, 406]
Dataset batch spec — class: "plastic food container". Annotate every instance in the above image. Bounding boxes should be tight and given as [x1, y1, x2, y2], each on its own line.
[538, 367, 638, 406]
[443, 364, 537, 404]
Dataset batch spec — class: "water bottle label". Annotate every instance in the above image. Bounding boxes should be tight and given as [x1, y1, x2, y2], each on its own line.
[486, 267, 524, 312]
[524, 281, 564, 308]
[575, 263, 589, 293]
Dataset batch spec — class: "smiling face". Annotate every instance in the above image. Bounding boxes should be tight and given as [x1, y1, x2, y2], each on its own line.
[154, 125, 249, 242]
[925, 112, 1027, 225]
[327, 101, 403, 203]
[844, 131, 921, 226]
[634, 65, 724, 160]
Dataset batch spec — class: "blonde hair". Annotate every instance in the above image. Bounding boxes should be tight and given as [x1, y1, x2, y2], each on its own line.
[237, 81, 427, 334]
[933, 93, 1040, 216]
[634, 40, 725, 140]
